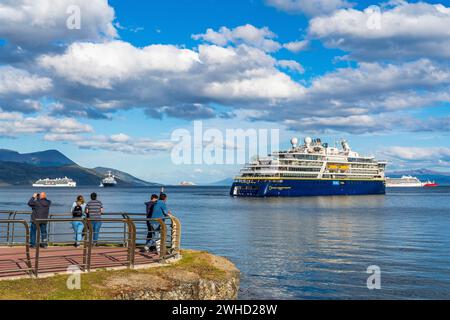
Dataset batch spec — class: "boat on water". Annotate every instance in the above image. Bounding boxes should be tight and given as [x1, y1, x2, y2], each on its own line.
[100, 171, 117, 187]
[385, 176, 439, 188]
[386, 175, 423, 188]
[423, 180, 439, 187]
[230, 137, 387, 197]
[179, 181, 196, 186]
[32, 177, 76, 188]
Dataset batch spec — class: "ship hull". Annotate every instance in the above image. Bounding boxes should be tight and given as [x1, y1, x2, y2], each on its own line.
[101, 183, 116, 187]
[230, 179, 385, 197]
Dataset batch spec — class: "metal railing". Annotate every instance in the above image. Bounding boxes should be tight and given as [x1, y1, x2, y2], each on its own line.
[0, 212, 181, 278]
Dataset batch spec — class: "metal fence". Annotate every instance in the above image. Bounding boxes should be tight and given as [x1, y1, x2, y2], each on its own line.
[0, 212, 181, 278]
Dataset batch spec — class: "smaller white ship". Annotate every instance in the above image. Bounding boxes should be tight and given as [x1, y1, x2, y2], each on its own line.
[386, 176, 423, 188]
[179, 181, 196, 186]
[32, 177, 76, 188]
[100, 171, 117, 187]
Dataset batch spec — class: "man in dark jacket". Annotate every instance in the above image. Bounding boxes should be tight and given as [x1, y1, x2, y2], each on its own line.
[28, 192, 51, 248]
[144, 194, 159, 252]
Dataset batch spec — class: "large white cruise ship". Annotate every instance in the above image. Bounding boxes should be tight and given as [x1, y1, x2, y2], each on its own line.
[32, 177, 77, 188]
[230, 137, 387, 197]
[385, 176, 437, 188]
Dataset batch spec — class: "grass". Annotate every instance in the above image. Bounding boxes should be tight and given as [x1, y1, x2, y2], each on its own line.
[0, 250, 229, 300]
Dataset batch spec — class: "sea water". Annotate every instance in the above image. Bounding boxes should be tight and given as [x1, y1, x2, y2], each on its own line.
[1, 186, 449, 299]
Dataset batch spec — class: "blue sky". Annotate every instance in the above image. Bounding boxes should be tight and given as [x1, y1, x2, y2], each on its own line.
[0, 0, 449, 184]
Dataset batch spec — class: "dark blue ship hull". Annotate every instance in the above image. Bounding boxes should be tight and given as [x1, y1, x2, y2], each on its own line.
[230, 179, 386, 197]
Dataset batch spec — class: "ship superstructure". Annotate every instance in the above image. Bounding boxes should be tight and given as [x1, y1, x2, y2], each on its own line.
[100, 171, 117, 187]
[32, 177, 76, 188]
[230, 137, 387, 197]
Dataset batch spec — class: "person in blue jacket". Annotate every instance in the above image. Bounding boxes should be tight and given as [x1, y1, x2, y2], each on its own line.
[150, 193, 172, 253]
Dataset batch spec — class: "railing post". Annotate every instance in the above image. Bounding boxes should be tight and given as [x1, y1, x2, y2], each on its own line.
[34, 221, 40, 277]
[158, 218, 167, 260]
[86, 219, 93, 272]
[126, 218, 136, 268]
[22, 221, 33, 277]
[81, 219, 89, 272]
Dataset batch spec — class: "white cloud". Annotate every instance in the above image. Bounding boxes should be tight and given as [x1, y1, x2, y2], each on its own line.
[0, 66, 52, 96]
[382, 146, 450, 162]
[0, 0, 117, 48]
[37, 41, 305, 116]
[192, 24, 282, 52]
[308, 2, 450, 61]
[276, 60, 305, 73]
[266, 0, 353, 16]
[0, 112, 93, 137]
[39, 41, 200, 89]
[283, 40, 309, 53]
[44, 132, 174, 155]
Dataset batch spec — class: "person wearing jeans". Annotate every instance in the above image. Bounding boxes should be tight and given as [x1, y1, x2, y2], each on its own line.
[71, 195, 86, 247]
[85, 192, 103, 245]
[28, 192, 51, 248]
[150, 193, 172, 254]
[30, 222, 48, 248]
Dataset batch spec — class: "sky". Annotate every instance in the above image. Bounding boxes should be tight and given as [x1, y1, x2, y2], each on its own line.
[0, 0, 449, 184]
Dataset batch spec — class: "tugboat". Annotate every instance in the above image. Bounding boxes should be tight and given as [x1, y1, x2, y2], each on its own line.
[100, 171, 117, 187]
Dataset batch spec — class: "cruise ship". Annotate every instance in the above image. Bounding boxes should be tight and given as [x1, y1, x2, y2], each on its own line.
[386, 176, 438, 188]
[230, 137, 387, 197]
[100, 171, 117, 187]
[32, 177, 77, 188]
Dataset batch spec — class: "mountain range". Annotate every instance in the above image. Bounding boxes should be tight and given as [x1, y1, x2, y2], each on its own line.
[0, 149, 160, 187]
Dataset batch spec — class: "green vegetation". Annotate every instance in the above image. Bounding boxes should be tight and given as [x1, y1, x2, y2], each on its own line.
[0, 250, 229, 300]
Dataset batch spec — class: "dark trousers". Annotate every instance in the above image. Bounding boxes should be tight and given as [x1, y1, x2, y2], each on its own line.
[30, 222, 48, 247]
[146, 221, 154, 246]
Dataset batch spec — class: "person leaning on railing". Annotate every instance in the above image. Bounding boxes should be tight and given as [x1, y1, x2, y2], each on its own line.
[144, 194, 159, 253]
[85, 192, 103, 246]
[150, 193, 172, 254]
[27, 192, 51, 248]
[71, 195, 86, 248]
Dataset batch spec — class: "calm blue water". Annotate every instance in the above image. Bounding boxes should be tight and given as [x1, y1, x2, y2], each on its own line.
[1, 186, 450, 299]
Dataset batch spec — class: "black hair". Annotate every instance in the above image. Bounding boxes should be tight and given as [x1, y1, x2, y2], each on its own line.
[90, 192, 97, 200]
[151, 194, 159, 200]
[159, 193, 167, 200]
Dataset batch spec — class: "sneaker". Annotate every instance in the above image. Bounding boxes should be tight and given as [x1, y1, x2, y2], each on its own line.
[143, 245, 150, 253]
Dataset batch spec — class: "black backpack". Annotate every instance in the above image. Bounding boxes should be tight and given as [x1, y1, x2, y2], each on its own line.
[72, 205, 83, 218]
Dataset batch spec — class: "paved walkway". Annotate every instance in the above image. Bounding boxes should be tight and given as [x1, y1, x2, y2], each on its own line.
[0, 246, 160, 279]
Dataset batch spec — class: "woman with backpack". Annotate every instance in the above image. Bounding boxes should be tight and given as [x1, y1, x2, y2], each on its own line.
[71, 195, 86, 247]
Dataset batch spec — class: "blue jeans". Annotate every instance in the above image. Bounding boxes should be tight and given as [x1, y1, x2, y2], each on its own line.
[91, 221, 102, 243]
[30, 222, 48, 247]
[71, 221, 84, 245]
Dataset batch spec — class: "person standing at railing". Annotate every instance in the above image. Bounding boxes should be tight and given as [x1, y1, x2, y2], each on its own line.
[143, 194, 159, 253]
[150, 193, 172, 254]
[85, 193, 103, 246]
[71, 195, 86, 248]
[28, 192, 51, 249]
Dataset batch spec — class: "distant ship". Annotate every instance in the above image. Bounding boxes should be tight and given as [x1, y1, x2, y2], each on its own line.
[386, 176, 424, 187]
[100, 171, 117, 187]
[32, 177, 76, 188]
[423, 180, 439, 187]
[179, 181, 196, 186]
[230, 137, 387, 197]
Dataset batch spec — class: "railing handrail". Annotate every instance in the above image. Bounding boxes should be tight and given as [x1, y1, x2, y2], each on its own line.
[0, 212, 181, 278]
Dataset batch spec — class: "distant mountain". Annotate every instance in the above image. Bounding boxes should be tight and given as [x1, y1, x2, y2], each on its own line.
[387, 169, 450, 185]
[209, 178, 234, 186]
[0, 149, 75, 167]
[94, 167, 161, 187]
[0, 149, 159, 187]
